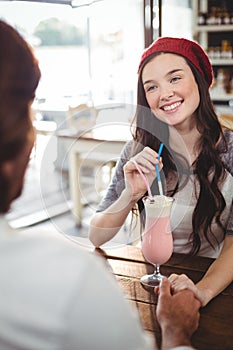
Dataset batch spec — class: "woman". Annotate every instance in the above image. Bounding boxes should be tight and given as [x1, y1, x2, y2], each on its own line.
[89, 37, 233, 307]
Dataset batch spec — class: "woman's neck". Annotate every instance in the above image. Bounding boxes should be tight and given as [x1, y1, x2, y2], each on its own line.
[169, 123, 201, 165]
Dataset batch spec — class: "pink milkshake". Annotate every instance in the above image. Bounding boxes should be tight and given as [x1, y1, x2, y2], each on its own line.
[140, 195, 174, 287]
[142, 216, 173, 265]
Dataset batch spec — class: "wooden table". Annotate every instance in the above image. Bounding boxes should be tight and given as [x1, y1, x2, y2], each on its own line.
[94, 245, 233, 350]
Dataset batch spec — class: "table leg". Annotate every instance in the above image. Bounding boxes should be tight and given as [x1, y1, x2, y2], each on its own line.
[69, 149, 82, 226]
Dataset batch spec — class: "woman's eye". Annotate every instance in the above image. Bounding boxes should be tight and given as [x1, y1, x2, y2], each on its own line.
[170, 76, 181, 83]
[146, 85, 157, 92]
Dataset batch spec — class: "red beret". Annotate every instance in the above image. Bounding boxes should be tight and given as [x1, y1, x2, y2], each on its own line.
[138, 37, 213, 87]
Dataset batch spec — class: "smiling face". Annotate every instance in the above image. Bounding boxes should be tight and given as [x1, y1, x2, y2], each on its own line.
[142, 53, 200, 132]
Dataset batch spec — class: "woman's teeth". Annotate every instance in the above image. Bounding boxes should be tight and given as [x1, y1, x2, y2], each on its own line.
[163, 102, 181, 111]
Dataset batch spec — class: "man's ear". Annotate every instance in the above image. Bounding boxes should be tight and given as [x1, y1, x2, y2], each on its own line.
[1, 160, 14, 179]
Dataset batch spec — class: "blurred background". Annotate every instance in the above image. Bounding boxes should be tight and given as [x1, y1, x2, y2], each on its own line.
[1, 0, 232, 246]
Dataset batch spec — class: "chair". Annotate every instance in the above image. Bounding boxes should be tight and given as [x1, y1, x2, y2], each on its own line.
[66, 103, 97, 132]
[32, 110, 57, 160]
[82, 103, 132, 182]
[66, 103, 133, 225]
[33, 119, 57, 136]
[66, 104, 117, 202]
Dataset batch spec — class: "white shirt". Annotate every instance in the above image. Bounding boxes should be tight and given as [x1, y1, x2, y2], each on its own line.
[0, 216, 194, 350]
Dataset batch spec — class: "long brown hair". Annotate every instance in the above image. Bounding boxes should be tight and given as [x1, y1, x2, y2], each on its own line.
[131, 53, 227, 255]
[0, 20, 41, 213]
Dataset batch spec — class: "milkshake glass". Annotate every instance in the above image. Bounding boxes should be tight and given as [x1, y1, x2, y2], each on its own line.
[140, 195, 174, 287]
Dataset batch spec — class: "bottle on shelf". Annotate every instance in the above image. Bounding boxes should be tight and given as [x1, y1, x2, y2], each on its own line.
[207, 47, 215, 60]
[197, 12, 206, 25]
[212, 68, 232, 95]
[205, 6, 233, 26]
[221, 10, 231, 25]
[214, 46, 221, 59]
[221, 40, 232, 59]
[206, 7, 218, 25]
[215, 7, 222, 25]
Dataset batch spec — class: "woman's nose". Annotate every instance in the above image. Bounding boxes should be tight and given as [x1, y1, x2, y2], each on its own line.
[160, 86, 174, 100]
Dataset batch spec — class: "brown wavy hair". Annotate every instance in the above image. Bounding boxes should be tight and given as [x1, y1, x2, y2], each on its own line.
[130, 52, 227, 255]
[0, 20, 41, 213]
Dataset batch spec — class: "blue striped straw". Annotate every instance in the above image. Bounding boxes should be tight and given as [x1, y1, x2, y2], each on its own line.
[155, 143, 164, 195]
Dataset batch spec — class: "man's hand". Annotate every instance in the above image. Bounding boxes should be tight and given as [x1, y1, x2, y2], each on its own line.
[156, 277, 201, 350]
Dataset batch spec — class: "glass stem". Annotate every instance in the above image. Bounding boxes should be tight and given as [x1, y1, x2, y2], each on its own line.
[154, 264, 161, 277]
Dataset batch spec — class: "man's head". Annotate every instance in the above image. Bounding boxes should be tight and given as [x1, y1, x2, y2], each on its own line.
[0, 20, 41, 213]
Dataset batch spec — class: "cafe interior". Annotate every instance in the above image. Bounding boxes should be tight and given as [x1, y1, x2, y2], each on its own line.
[0, 0, 233, 349]
[2, 0, 232, 241]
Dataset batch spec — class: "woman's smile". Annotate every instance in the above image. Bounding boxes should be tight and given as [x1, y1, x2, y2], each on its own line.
[160, 100, 183, 112]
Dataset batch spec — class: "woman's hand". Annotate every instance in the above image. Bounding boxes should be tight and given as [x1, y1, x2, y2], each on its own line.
[123, 146, 163, 201]
[168, 273, 206, 306]
[156, 238, 233, 307]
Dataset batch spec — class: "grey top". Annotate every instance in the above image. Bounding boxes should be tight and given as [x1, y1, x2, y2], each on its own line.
[97, 129, 233, 257]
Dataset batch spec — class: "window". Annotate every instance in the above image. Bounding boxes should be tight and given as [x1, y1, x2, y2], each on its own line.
[0, 0, 144, 114]
[159, 0, 192, 39]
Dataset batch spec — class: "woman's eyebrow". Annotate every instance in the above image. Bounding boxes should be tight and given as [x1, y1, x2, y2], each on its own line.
[143, 79, 154, 85]
[143, 68, 184, 85]
[166, 68, 183, 77]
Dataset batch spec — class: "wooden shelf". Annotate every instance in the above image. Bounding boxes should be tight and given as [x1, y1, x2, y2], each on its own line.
[195, 24, 233, 32]
[193, 0, 233, 104]
[210, 91, 233, 101]
[210, 59, 233, 66]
